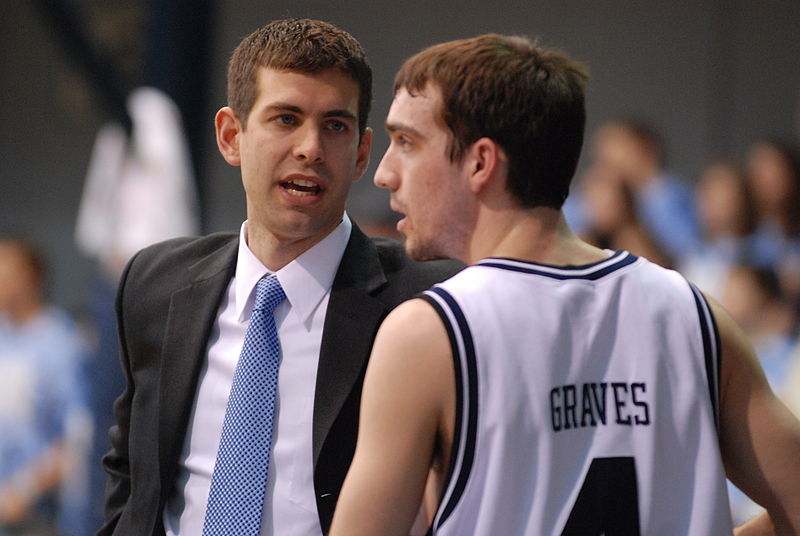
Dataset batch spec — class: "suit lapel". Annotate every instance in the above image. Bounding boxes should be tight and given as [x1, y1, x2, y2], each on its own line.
[312, 225, 387, 464]
[150, 228, 387, 502]
[157, 237, 238, 500]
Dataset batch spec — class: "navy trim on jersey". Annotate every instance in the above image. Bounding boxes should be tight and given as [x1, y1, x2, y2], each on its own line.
[418, 293, 464, 536]
[476, 250, 638, 281]
[710, 305, 722, 415]
[689, 283, 721, 429]
[420, 287, 479, 534]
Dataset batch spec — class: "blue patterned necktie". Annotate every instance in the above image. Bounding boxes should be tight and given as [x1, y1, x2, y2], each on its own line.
[203, 275, 286, 535]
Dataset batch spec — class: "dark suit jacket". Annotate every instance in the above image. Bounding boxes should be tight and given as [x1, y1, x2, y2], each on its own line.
[99, 223, 462, 535]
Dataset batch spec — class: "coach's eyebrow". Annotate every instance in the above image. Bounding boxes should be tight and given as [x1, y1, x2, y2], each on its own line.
[263, 103, 303, 114]
[323, 109, 357, 120]
[260, 103, 356, 121]
[386, 121, 427, 140]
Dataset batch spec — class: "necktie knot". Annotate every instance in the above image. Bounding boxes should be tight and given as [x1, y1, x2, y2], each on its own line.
[254, 275, 285, 313]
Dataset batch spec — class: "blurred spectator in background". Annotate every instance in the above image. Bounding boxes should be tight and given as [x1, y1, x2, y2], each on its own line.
[578, 164, 672, 267]
[746, 138, 800, 304]
[585, 118, 700, 261]
[74, 86, 200, 529]
[721, 265, 796, 380]
[680, 160, 757, 299]
[0, 238, 90, 535]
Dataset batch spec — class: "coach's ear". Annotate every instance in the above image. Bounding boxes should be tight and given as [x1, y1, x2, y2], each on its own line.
[465, 137, 506, 194]
[216, 106, 243, 166]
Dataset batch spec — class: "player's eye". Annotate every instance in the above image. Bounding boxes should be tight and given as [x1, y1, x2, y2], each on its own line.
[395, 134, 412, 149]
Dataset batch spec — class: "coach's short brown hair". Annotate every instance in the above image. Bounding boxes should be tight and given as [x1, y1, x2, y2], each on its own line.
[394, 34, 588, 208]
[227, 18, 372, 137]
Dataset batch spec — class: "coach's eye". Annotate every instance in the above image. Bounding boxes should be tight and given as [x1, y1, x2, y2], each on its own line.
[326, 120, 347, 133]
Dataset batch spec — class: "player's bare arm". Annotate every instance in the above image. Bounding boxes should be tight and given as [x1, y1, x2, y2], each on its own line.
[711, 296, 800, 534]
[734, 513, 776, 536]
[329, 298, 455, 536]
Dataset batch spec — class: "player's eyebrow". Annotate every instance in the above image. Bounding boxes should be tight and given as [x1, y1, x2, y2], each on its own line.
[386, 121, 426, 140]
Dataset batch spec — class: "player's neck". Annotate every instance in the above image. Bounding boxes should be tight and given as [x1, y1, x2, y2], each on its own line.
[468, 208, 608, 267]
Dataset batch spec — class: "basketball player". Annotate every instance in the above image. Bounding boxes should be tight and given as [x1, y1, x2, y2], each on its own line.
[329, 34, 800, 535]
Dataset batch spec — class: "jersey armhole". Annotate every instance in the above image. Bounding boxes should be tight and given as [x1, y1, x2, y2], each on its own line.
[688, 282, 722, 431]
[419, 288, 478, 535]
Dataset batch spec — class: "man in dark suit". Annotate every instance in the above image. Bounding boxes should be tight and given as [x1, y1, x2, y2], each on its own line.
[99, 19, 460, 536]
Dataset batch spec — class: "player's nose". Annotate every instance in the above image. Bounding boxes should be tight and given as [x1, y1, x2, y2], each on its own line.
[374, 150, 398, 191]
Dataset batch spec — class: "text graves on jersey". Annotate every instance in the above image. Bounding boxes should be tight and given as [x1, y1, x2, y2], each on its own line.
[550, 382, 650, 432]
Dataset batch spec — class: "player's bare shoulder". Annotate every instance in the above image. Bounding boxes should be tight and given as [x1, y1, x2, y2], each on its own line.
[372, 297, 452, 370]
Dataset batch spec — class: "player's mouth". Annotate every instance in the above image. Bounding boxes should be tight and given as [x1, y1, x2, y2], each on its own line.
[390, 200, 408, 232]
[396, 216, 408, 233]
[280, 175, 323, 197]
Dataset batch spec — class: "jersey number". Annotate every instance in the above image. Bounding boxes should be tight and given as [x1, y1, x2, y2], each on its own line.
[560, 456, 640, 535]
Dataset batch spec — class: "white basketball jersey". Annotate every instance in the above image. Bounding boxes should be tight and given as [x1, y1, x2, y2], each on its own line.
[421, 251, 733, 536]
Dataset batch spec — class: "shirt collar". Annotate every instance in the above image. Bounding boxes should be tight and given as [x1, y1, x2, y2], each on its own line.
[234, 214, 352, 324]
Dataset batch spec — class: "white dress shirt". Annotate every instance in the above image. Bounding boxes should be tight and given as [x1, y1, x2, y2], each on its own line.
[164, 215, 352, 535]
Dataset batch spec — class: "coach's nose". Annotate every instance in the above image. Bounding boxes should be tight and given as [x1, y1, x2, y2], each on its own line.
[293, 124, 324, 163]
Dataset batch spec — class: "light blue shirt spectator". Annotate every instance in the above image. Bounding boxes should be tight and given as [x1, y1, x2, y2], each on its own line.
[637, 170, 701, 261]
[0, 306, 88, 534]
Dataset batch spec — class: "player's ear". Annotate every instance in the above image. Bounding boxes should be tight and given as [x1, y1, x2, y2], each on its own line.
[466, 137, 503, 194]
[215, 106, 243, 166]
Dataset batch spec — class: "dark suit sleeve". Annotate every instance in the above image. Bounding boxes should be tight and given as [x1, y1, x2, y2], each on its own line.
[313, 232, 464, 533]
[97, 252, 139, 535]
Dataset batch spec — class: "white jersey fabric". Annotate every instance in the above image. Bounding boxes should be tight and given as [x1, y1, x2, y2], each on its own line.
[421, 251, 733, 536]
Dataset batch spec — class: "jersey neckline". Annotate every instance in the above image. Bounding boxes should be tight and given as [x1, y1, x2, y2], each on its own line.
[475, 250, 638, 280]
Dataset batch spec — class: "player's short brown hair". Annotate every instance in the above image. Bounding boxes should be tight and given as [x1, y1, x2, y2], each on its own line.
[395, 34, 588, 208]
